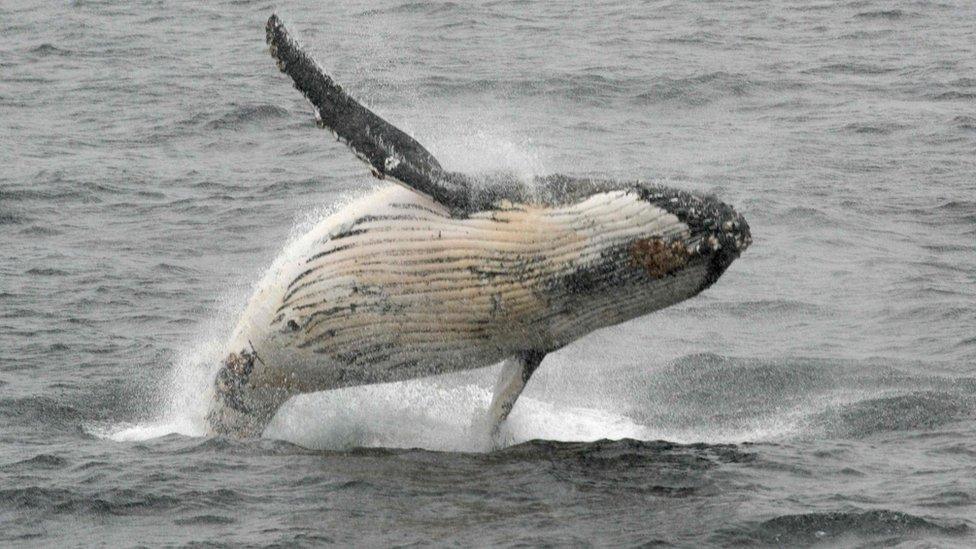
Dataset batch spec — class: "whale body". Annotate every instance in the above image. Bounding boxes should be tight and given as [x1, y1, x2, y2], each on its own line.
[205, 15, 751, 439]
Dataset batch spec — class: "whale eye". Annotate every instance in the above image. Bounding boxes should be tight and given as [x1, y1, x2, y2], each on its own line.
[286, 319, 300, 332]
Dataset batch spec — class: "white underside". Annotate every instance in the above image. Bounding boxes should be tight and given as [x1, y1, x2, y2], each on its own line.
[226, 184, 706, 396]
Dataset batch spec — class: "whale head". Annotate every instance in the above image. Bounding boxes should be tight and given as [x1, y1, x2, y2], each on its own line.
[639, 187, 751, 292]
[626, 186, 750, 289]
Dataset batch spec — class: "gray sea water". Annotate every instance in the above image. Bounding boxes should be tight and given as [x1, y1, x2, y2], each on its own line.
[3, 0, 976, 546]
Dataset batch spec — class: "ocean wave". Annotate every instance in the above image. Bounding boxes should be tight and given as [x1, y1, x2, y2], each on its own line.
[838, 29, 895, 39]
[813, 392, 972, 438]
[683, 298, 825, 317]
[0, 211, 28, 225]
[0, 187, 80, 203]
[18, 225, 62, 236]
[204, 104, 291, 130]
[717, 509, 968, 546]
[928, 91, 976, 101]
[0, 176, 128, 205]
[0, 486, 196, 516]
[935, 199, 976, 211]
[623, 354, 976, 442]
[634, 71, 753, 105]
[259, 177, 326, 197]
[25, 267, 70, 276]
[28, 43, 73, 57]
[173, 514, 236, 525]
[920, 242, 974, 253]
[803, 62, 896, 75]
[0, 454, 69, 471]
[418, 73, 632, 105]
[662, 31, 723, 45]
[1, 391, 124, 433]
[954, 115, 976, 131]
[359, 1, 462, 17]
[903, 200, 976, 227]
[498, 438, 753, 467]
[775, 204, 835, 222]
[416, 70, 768, 107]
[840, 122, 907, 135]
[855, 10, 908, 20]
[955, 336, 976, 351]
[933, 442, 976, 458]
[151, 263, 198, 276]
[433, 18, 486, 31]
[916, 490, 976, 508]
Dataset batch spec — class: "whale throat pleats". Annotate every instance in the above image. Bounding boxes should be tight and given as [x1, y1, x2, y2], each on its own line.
[269, 188, 702, 382]
[266, 14, 474, 213]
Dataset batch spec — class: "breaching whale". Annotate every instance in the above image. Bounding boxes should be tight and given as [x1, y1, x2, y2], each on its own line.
[205, 14, 752, 439]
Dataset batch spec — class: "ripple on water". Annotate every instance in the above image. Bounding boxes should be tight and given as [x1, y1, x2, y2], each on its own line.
[18, 225, 62, 236]
[359, 1, 464, 17]
[173, 515, 237, 526]
[0, 212, 29, 225]
[0, 396, 83, 430]
[715, 509, 969, 546]
[0, 486, 181, 516]
[854, 10, 908, 20]
[685, 298, 825, 317]
[928, 91, 976, 101]
[916, 490, 976, 508]
[813, 392, 972, 438]
[0, 454, 69, 471]
[633, 71, 754, 106]
[952, 116, 976, 131]
[28, 44, 73, 56]
[25, 268, 70, 276]
[840, 122, 907, 135]
[495, 438, 755, 468]
[204, 104, 291, 131]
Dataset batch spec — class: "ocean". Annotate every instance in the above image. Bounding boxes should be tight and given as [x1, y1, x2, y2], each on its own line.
[2, 0, 974, 546]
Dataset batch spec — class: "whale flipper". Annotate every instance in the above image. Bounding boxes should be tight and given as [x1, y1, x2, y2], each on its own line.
[485, 350, 545, 444]
[266, 14, 472, 212]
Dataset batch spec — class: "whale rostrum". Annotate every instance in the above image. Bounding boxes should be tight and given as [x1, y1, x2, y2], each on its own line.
[204, 14, 752, 441]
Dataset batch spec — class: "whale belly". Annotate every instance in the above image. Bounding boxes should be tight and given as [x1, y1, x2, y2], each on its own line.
[230, 184, 691, 393]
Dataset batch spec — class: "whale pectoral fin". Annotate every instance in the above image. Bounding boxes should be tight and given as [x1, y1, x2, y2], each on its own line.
[265, 14, 472, 213]
[485, 350, 545, 444]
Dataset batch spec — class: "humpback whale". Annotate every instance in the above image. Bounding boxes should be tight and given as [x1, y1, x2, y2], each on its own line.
[205, 14, 752, 439]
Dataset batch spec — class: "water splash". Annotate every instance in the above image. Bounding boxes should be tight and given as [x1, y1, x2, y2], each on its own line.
[262, 375, 657, 452]
[93, 195, 370, 443]
[401, 102, 549, 180]
[95, 294, 244, 442]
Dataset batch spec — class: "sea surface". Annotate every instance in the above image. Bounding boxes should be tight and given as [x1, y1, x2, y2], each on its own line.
[2, 0, 975, 546]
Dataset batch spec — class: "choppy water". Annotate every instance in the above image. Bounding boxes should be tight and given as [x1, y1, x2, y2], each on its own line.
[3, 0, 975, 546]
